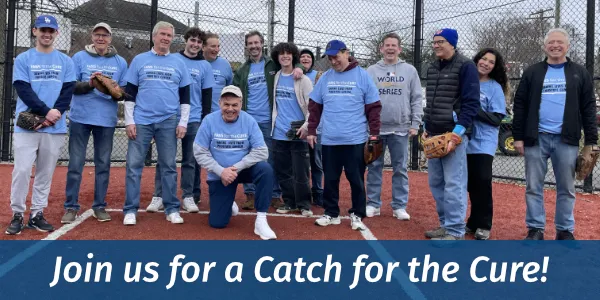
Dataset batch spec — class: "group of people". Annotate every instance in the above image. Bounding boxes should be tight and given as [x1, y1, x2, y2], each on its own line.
[5, 14, 596, 241]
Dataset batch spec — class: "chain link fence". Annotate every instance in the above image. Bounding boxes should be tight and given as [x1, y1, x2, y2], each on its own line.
[1, 0, 598, 191]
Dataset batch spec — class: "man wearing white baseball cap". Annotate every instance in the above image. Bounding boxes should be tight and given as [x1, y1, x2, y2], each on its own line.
[194, 85, 277, 240]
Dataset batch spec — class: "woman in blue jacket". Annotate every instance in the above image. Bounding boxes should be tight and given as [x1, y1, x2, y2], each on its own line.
[466, 48, 509, 240]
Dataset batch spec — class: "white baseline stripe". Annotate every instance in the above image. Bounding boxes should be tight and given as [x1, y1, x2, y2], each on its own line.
[104, 208, 351, 219]
[43, 209, 94, 241]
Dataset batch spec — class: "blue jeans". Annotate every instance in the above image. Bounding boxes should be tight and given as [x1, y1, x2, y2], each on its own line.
[309, 134, 323, 195]
[524, 133, 578, 232]
[124, 115, 180, 215]
[243, 122, 281, 198]
[154, 122, 201, 199]
[366, 134, 409, 210]
[208, 161, 274, 228]
[427, 136, 469, 237]
[64, 122, 115, 211]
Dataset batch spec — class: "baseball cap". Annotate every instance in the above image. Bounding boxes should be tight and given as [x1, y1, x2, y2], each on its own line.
[220, 85, 243, 98]
[34, 15, 59, 30]
[322, 40, 347, 57]
[93, 22, 113, 35]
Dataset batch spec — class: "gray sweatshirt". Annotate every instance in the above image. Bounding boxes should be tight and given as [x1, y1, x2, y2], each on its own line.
[366, 59, 423, 134]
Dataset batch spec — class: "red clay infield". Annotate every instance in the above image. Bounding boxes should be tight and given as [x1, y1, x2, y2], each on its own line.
[0, 165, 598, 240]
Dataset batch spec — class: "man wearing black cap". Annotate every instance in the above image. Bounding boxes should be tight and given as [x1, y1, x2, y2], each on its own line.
[300, 48, 323, 207]
[6, 15, 76, 235]
[422, 28, 480, 240]
[307, 40, 381, 231]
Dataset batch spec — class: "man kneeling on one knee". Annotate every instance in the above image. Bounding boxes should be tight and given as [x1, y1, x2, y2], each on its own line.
[194, 85, 277, 240]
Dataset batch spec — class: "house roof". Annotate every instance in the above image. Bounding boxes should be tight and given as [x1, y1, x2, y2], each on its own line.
[66, 0, 187, 33]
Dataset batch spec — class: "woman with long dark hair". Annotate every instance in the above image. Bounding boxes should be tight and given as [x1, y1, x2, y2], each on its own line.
[466, 48, 509, 240]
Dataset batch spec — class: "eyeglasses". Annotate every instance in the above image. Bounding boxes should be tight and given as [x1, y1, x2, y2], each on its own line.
[93, 33, 111, 39]
[431, 40, 446, 46]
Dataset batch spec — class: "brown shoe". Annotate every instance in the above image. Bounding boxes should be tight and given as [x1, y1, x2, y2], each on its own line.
[242, 194, 255, 210]
[271, 197, 283, 208]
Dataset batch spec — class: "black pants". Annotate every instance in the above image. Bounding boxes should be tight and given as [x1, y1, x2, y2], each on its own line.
[466, 154, 494, 230]
[322, 143, 367, 218]
[272, 140, 311, 210]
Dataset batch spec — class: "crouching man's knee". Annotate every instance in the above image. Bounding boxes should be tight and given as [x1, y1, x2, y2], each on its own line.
[209, 217, 230, 229]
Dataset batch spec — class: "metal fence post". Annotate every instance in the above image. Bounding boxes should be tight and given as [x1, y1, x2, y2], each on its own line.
[1, 0, 17, 162]
[288, 0, 295, 43]
[150, 0, 158, 49]
[583, 0, 595, 193]
[411, 0, 423, 170]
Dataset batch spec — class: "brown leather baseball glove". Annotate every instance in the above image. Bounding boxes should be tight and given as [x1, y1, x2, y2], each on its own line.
[364, 135, 383, 165]
[422, 132, 462, 159]
[16, 111, 46, 130]
[576, 145, 600, 181]
[91, 73, 128, 101]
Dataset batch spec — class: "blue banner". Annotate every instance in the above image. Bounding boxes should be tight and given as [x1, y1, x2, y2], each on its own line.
[1, 241, 598, 299]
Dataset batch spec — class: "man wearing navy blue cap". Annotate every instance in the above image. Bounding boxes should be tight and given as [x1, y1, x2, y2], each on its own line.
[307, 40, 381, 231]
[6, 14, 76, 235]
[422, 28, 480, 240]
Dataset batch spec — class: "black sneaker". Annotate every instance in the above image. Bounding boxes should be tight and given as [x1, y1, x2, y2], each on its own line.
[27, 212, 55, 232]
[5, 213, 24, 235]
[524, 228, 544, 240]
[556, 230, 575, 240]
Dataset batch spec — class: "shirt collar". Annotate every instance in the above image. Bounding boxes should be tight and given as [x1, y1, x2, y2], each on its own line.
[151, 47, 170, 56]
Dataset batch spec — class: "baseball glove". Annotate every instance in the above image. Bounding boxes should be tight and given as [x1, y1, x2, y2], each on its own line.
[286, 120, 306, 140]
[422, 132, 462, 159]
[576, 145, 600, 180]
[91, 73, 128, 101]
[364, 135, 383, 165]
[16, 111, 46, 130]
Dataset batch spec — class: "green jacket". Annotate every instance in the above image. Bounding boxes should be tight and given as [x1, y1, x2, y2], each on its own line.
[233, 55, 304, 112]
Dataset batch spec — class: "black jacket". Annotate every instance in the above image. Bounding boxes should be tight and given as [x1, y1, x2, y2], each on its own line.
[512, 58, 598, 147]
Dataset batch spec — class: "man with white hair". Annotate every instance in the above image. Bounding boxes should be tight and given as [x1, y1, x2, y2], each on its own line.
[513, 28, 597, 240]
[122, 21, 192, 226]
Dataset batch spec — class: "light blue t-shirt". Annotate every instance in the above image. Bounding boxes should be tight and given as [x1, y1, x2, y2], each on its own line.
[195, 110, 266, 181]
[13, 48, 76, 134]
[175, 53, 215, 123]
[246, 60, 271, 123]
[467, 79, 506, 156]
[209, 57, 233, 112]
[69, 51, 128, 127]
[539, 64, 566, 134]
[306, 70, 318, 85]
[124, 51, 192, 125]
[273, 74, 305, 141]
[309, 67, 379, 145]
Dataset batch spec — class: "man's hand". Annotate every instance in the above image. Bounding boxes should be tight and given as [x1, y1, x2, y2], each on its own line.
[46, 109, 61, 124]
[220, 166, 238, 186]
[297, 127, 308, 140]
[514, 140, 524, 156]
[292, 67, 303, 80]
[446, 140, 457, 154]
[307, 135, 317, 149]
[421, 131, 429, 141]
[34, 119, 55, 131]
[409, 128, 418, 137]
[88, 71, 103, 87]
[176, 126, 187, 139]
[126, 124, 136, 140]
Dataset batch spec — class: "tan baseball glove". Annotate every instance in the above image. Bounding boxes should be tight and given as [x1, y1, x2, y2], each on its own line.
[576, 145, 600, 180]
[91, 73, 128, 101]
[422, 132, 462, 159]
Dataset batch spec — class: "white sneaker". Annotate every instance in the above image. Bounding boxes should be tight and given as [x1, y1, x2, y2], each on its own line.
[301, 209, 313, 217]
[366, 205, 380, 217]
[232, 202, 239, 216]
[182, 197, 199, 213]
[315, 215, 341, 226]
[254, 218, 277, 240]
[350, 213, 366, 231]
[123, 213, 136, 225]
[166, 212, 184, 224]
[393, 208, 410, 220]
[146, 197, 164, 212]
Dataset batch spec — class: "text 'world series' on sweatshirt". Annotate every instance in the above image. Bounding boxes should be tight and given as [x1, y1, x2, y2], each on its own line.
[366, 59, 423, 134]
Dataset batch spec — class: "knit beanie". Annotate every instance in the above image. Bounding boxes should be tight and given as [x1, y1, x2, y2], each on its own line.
[433, 28, 458, 48]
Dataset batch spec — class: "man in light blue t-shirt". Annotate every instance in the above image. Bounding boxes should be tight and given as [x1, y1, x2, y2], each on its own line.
[122, 21, 192, 226]
[148, 27, 215, 214]
[6, 15, 76, 235]
[307, 40, 382, 232]
[62, 22, 128, 224]
[194, 85, 277, 240]
[202, 32, 233, 113]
